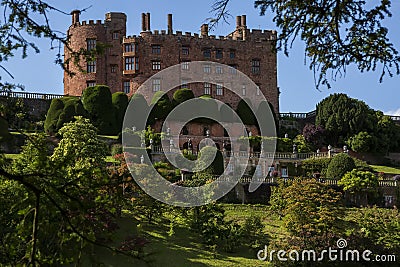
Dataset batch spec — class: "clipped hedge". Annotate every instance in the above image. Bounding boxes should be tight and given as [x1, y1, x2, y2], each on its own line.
[172, 88, 194, 106]
[326, 153, 356, 179]
[236, 98, 256, 125]
[301, 157, 332, 177]
[81, 85, 117, 135]
[44, 97, 86, 134]
[129, 93, 149, 127]
[112, 92, 128, 134]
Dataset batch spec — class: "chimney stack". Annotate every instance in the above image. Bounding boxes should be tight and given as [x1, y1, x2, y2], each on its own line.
[141, 13, 146, 31]
[236, 16, 242, 28]
[168, 14, 173, 34]
[146, 12, 151, 31]
[241, 15, 247, 28]
[71, 10, 80, 25]
[201, 24, 209, 36]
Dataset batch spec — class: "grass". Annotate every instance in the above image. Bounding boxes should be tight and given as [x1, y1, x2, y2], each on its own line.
[370, 165, 400, 174]
[82, 205, 276, 267]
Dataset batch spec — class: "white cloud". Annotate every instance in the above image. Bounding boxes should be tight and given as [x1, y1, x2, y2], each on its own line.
[385, 108, 400, 116]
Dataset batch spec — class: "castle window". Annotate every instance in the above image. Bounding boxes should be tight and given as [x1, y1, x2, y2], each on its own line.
[216, 83, 223, 96]
[242, 85, 246, 96]
[113, 32, 119, 40]
[123, 81, 130, 94]
[203, 64, 211, 73]
[216, 66, 223, 74]
[152, 60, 161, 70]
[181, 61, 190, 70]
[230, 50, 236, 59]
[152, 45, 161, 54]
[124, 43, 136, 53]
[124, 57, 139, 71]
[152, 78, 161, 92]
[229, 65, 237, 74]
[251, 59, 261, 74]
[204, 82, 211, 95]
[216, 49, 223, 59]
[111, 65, 117, 73]
[203, 48, 211, 58]
[87, 60, 96, 73]
[86, 81, 96, 88]
[182, 47, 189, 56]
[87, 39, 96, 51]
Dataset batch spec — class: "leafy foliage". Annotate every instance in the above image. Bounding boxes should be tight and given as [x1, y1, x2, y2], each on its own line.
[316, 93, 376, 146]
[172, 88, 194, 106]
[44, 97, 86, 134]
[149, 91, 173, 121]
[112, 92, 128, 134]
[196, 146, 224, 175]
[301, 157, 331, 177]
[326, 153, 356, 179]
[236, 98, 256, 125]
[81, 85, 118, 135]
[339, 170, 379, 206]
[253, 0, 399, 89]
[347, 131, 375, 152]
[302, 123, 325, 150]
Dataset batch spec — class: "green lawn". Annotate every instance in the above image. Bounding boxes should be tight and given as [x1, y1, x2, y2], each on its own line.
[370, 165, 400, 174]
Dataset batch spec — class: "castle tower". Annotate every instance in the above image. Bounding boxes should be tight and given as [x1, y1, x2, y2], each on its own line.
[64, 12, 127, 96]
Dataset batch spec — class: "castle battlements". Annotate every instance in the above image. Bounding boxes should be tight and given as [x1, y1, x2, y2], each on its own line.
[64, 11, 279, 115]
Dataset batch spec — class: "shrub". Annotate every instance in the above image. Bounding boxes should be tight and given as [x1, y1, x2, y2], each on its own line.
[347, 131, 375, 152]
[326, 153, 356, 179]
[236, 98, 256, 125]
[81, 85, 117, 135]
[129, 93, 149, 127]
[149, 91, 173, 121]
[196, 146, 224, 175]
[111, 144, 123, 156]
[44, 97, 86, 135]
[172, 88, 194, 106]
[301, 157, 331, 177]
[112, 92, 128, 134]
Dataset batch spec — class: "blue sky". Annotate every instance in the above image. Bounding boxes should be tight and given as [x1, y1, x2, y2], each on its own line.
[3, 0, 400, 114]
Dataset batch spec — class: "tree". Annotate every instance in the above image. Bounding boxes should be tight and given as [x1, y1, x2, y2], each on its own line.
[280, 179, 344, 252]
[149, 91, 173, 121]
[1, 118, 135, 265]
[326, 153, 356, 179]
[347, 131, 375, 153]
[316, 93, 376, 145]
[338, 170, 379, 206]
[81, 85, 118, 135]
[302, 123, 325, 150]
[211, 0, 399, 89]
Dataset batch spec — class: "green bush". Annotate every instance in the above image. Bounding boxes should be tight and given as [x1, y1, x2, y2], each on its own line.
[326, 153, 356, 179]
[236, 98, 256, 125]
[196, 146, 224, 175]
[81, 85, 117, 135]
[112, 92, 128, 134]
[129, 93, 149, 128]
[44, 97, 86, 134]
[0, 116, 11, 142]
[110, 144, 123, 156]
[172, 88, 194, 106]
[149, 91, 173, 121]
[301, 157, 332, 177]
